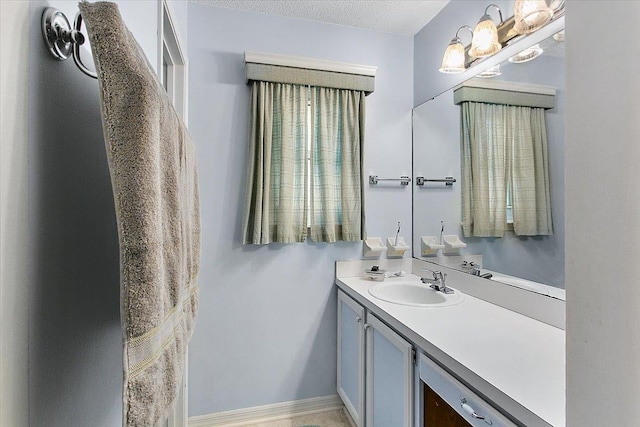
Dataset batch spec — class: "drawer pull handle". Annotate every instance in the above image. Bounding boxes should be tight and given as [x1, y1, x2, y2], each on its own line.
[461, 399, 492, 425]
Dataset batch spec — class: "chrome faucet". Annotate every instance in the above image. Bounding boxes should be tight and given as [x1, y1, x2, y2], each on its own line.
[462, 261, 481, 276]
[421, 269, 454, 294]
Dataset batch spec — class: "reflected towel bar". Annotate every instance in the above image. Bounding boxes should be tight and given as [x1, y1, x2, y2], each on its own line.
[369, 175, 411, 186]
[415, 176, 456, 186]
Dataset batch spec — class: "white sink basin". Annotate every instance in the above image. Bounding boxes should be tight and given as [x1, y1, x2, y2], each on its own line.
[368, 282, 465, 307]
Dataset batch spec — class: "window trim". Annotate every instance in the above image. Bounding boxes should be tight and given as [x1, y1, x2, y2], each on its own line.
[158, 0, 188, 124]
[157, 4, 189, 425]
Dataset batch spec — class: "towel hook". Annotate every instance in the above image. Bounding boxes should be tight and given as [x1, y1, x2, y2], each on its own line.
[41, 7, 98, 79]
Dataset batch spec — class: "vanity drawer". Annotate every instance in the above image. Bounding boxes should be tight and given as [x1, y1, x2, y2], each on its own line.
[420, 353, 517, 427]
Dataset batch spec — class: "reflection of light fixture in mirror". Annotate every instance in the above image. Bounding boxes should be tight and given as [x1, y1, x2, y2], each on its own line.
[439, 26, 473, 74]
[477, 65, 501, 78]
[508, 43, 543, 63]
[513, 0, 554, 34]
[469, 4, 504, 58]
[553, 29, 565, 42]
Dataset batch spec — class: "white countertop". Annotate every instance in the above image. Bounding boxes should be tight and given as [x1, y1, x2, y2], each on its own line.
[336, 272, 565, 427]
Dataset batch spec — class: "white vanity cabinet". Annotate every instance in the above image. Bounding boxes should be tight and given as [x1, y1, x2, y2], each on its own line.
[365, 313, 414, 427]
[337, 290, 366, 426]
[337, 290, 414, 427]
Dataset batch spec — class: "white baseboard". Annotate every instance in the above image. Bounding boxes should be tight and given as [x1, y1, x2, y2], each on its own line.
[342, 406, 357, 427]
[189, 395, 344, 427]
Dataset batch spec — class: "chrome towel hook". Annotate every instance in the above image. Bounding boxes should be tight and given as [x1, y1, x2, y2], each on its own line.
[41, 7, 97, 79]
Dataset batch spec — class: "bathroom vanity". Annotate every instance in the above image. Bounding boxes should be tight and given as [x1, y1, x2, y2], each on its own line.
[335, 259, 565, 427]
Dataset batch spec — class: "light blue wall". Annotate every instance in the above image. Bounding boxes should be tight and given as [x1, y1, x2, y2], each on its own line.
[28, 1, 158, 425]
[186, 4, 414, 415]
[413, 0, 565, 287]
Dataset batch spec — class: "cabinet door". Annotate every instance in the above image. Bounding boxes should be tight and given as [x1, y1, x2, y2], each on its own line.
[337, 290, 366, 427]
[366, 313, 414, 427]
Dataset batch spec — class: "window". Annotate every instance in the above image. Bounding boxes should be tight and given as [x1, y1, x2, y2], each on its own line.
[242, 82, 365, 245]
[306, 90, 312, 227]
[240, 53, 375, 245]
[506, 181, 513, 226]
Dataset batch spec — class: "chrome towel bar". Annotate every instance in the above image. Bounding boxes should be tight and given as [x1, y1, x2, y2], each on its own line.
[415, 176, 457, 186]
[369, 175, 411, 186]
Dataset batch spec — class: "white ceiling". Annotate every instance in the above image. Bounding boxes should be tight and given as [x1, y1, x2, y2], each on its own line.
[196, 1, 450, 36]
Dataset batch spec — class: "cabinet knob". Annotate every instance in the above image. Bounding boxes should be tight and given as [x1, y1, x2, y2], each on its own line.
[364, 323, 370, 330]
[356, 316, 361, 323]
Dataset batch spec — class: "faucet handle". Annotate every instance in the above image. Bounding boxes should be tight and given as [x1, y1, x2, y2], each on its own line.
[421, 268, 442, 280]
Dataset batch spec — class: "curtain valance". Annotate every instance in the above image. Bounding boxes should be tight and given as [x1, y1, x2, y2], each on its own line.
[245, 52, 376, 94]
[454, 79, 555, 109]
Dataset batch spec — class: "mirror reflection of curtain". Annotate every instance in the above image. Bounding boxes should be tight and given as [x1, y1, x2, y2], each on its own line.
[461, 102, 553, 237]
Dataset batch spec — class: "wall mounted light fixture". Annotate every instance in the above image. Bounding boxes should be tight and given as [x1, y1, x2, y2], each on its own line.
[508, 43, 543, 63]
[477, 64, 502, 78]
[439, 26, 474, 74]
[513, 0, 554, 34]
[469, 4, 504, 58]
[438, 1, 564, 74]
[553, 29, 565, 42]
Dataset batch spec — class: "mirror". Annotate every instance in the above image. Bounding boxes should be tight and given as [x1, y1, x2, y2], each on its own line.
[412, 29, 565, 294]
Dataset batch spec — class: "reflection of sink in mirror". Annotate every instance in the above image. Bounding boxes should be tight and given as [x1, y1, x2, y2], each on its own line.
[368, 282, 465, 307]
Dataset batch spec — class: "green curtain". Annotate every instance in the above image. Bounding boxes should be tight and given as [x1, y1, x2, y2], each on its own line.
[511, 107, 553, 235]
[309, 87, 365, 242]
[461, 102, 509, 237]
[461, 101, 553, 237]
[242, 81, 308, 244]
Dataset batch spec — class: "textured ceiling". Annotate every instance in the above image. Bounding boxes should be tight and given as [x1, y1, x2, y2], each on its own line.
[196, 1, 450, 36]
